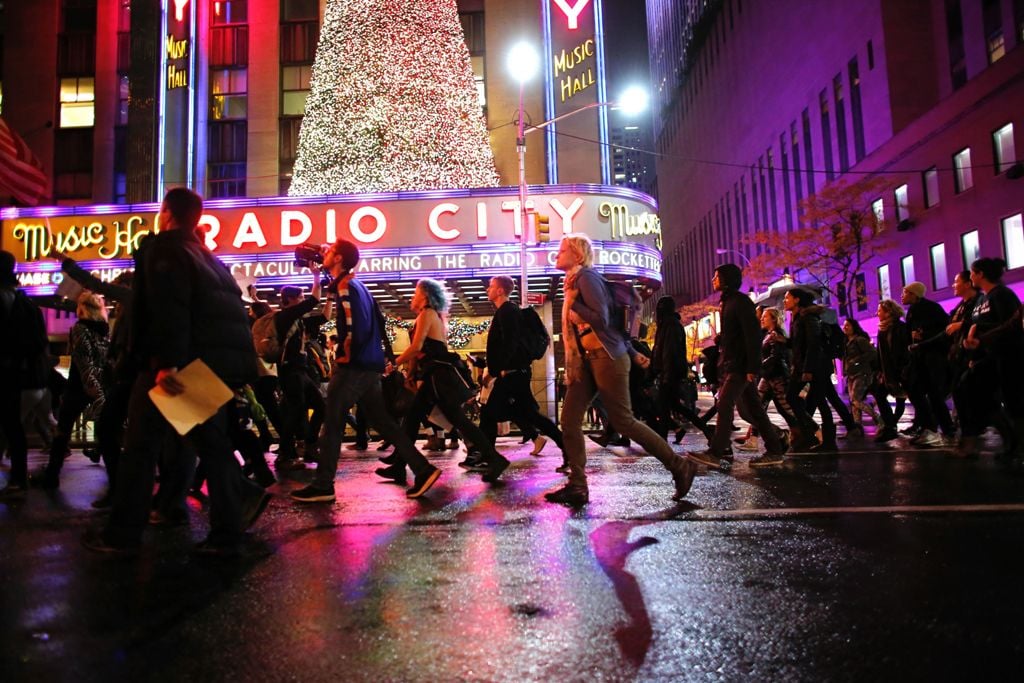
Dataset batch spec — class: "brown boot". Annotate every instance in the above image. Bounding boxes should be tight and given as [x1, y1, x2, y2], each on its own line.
[670, 457, 697, 502]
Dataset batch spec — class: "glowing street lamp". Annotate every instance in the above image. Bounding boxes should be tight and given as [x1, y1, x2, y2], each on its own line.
[508, 42, 540, 307]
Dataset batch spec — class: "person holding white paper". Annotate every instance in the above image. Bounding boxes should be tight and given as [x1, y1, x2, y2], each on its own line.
[82, 188, 270, 558]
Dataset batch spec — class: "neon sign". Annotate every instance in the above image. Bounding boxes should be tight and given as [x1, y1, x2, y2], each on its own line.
[166, 35, 190, 89]
[553, 0, 592, 30]
[173, 0, 189, 22]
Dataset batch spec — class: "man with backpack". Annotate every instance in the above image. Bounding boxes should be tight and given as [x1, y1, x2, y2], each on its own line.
[476, 276, 564, 467]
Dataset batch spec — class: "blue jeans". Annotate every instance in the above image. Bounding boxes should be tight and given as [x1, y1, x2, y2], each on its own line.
[314, 367, 433, 488]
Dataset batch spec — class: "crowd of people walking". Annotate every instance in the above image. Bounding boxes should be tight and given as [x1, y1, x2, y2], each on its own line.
[3, 188, 1024, 556]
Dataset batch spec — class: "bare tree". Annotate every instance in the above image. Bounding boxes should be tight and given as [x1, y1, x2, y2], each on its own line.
[744, 176, 899, 312]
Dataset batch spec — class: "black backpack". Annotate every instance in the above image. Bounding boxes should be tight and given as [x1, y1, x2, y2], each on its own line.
[820, 321, 845, 360]
[605, 279, 642, 338]
[519, 305, 551, 361]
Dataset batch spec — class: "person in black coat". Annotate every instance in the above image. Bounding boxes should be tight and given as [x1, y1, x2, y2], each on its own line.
[687, 264, 785, 469]
[902, 281, 953, 446]
[83, 188, 269, 557]
[651, 295, 710, 443]
[783, 289, 836, 451]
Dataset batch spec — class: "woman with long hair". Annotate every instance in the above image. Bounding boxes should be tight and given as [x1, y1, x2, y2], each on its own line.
[32, 291, 111, 489]
[842, 317, 880, 430]
[738, 307, 800, 452]
[868, 299, 907, 443]
[391, 278, 509, 484]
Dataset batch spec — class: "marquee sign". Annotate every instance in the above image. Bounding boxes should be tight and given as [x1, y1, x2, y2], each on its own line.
[2, 185, 662, 294]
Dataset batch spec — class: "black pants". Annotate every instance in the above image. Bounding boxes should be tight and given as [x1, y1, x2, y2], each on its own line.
[104, 371, 263, 547]
[278, 364, 324, 459]
[1, 383, 27, 486]
[787, 374, 836, 444]
[95, 378, 133, 493]
[403, 382, 501, 466]
[480, 370, 563, 450]
[710, 373, 783, 454]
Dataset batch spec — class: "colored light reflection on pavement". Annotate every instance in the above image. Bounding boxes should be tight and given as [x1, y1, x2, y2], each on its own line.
[4, 432, 1024, 679]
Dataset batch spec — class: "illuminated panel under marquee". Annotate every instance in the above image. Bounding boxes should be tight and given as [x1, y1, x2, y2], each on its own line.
[4, 185, 662, 293]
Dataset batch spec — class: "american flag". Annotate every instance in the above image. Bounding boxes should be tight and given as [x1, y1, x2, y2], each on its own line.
[0, 117, 48, 206]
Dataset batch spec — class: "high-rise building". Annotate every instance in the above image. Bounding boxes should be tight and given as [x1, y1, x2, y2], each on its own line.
[648, 0, 1024, 309]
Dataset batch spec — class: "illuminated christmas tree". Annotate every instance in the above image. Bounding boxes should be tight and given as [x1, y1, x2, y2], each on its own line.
[289, 0, 500, 195]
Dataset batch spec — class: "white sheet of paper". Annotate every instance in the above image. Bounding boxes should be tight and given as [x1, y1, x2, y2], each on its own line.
[148, 359, 234, 436]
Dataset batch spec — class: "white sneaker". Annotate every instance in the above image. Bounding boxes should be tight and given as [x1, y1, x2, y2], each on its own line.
[531, 436, 548, 456]
[914, 429, 944, 447]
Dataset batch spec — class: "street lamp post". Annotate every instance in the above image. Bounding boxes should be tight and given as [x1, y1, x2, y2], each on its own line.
[508, 43, 540, 307]
[714, 247, 751, 267]
[508, 43, 647, 307]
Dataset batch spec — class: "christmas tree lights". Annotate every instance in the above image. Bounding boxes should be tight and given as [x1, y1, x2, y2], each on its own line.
[289, 0, 501, 196]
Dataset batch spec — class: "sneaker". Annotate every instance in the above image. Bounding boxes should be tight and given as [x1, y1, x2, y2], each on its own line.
[81, 529, 139, 556]
[900, 425, 921, 437]
[874, 427, 898, 443]
[587, 433, 613, 448]
[777, 429, 791, 452]
[458, 454, 485, 470]
[738, 438, 761, 453]
[405, 466, 441, 498]
[375, 464, 408, 485]
[290, 484, 336, 503]
[543, 484, 589, 506]
[423, 436, 446, 451]
[345, 442, 369, 451]
[274, 458, 307, 472]
[913, 429, 944, 448]
[686, 449, 728, 470]
[749, 453, 784, 468]
[83, 447, 102, 464]
[481, 456, 510, 484]
[531, 436, 548, 456]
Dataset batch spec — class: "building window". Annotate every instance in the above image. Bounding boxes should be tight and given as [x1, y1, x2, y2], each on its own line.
[947, 0, 966, 89]
[953, 147, 973, 193]
[117, 75, 129, 126]
[901, 255, 916, 287]
[62, 0, 97, 33]
[208, 121, 247, 198]
[983, 0, 1005, 63]
[802, 108, 815, 195]
[871, 198, 884, 224]
[894, 184, 909, 222]
[930, 243, 949, 290]
[819, 89, 834, 181]
[1003, 213, 1024, 269]
[280, 20, 318, 63]
[212, 0, 247, 24]
[923, 167, 940, 208]
[282, 0, 318, 21]
[878, 264, 891, 301]
[867, 40, 874, 70]
[281, 65, 311, 116]
[848, 58, 865, 162]
[993, 123, 1016, 174]
[961, 229, 980, 269]
[53, 128, 93, 199]
[210, 68, 247, 119]
[59, 77, 95, 128]
[833, 74, 849, 173]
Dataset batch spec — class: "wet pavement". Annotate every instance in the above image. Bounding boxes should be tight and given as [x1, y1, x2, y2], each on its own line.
[3, 428, 1024, 681]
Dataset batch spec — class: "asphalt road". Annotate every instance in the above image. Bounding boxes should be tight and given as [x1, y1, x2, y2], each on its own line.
[3, 430, 1024, 682]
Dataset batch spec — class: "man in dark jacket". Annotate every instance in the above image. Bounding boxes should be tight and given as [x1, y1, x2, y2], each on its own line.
[290, 239, 440, 502]
[0, 250, 48, 496]
[688, 264, 785, 469]
[83, 188, 270, 556]
[477, 275, 564, 458]
[902, 281, 953, 447]
[784, 288, 835, 451]
[651, 295, 710, 443]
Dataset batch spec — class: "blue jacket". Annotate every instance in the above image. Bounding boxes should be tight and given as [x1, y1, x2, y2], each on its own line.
[570, 267, 629, 359]
[334, 276, 386, 372]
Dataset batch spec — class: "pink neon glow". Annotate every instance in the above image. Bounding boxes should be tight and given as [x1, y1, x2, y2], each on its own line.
[552, 0, 592, 29]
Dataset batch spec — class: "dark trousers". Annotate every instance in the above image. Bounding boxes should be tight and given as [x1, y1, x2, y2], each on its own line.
[404, 383, 502, 466]
[787, 374, 836, 444]
[252, 375, 284, 448]
[95, 378, 132, 493]
[278, 365, 323, 459]
[821, 378, 856, 430]
[908, 362, 954, 434]
[45, 371, 92, 476]
[866, 383, 898, 429]
[1, 384, 27, 486]
[480, 370, 563, 450]
[710, 373, 783, 454]
[105, 371, 262, 546]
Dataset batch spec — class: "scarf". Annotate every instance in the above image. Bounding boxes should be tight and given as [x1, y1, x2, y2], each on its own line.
[561, 265, 584, 384]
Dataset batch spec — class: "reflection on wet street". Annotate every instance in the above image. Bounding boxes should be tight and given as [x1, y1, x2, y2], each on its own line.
[3, 436, 1024, 680]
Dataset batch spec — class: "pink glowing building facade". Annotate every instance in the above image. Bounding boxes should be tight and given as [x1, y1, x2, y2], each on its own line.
[648, 0, 1024, 317]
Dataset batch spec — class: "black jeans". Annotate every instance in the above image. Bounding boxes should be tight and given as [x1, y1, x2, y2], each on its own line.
[404, 382, 502, 466]
[277, 364, 323, 459]
[710, 373, 783, 454]
[787, 374, 835, 444]
[480, 370, 563, 450]
[104, 371, 263, 547]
